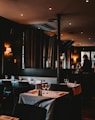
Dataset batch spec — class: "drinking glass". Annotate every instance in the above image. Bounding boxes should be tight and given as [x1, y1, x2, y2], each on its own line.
[44, 83, 48, 90]
[64, 78, 69, 84]
[41, 82, 45, 94]
[18, 76, 22, 81]
[41, 82, 45, 89]
[5, 75, 8, 79]
[74, 80, 77, 86]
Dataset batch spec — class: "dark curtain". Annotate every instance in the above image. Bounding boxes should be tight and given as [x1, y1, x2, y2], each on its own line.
[24, 26, 50, 68]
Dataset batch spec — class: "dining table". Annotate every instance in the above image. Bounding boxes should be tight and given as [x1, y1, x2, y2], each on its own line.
[18, 89, 71, 120]
[59, 82, 82, 96]
[0, 79, 35, 88]
[49, 82, 82, 120]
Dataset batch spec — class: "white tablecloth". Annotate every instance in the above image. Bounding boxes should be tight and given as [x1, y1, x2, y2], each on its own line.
[19, 89, 69, 120]
[59, 82, 82, 96]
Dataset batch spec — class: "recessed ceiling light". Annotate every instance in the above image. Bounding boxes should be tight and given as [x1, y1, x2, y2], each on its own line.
[69, 22, 72, 26]
[20, 13, 24, 17]
[49, 7, 52, 11]
[88, 37, 91, 40]
[81, 31, 83, 34]
[86, 0, 89, 3]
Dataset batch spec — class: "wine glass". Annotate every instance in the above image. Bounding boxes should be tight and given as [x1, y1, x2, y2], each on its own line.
[18, 76, 22, 81]
[44, 83, 49, 94]
[5, 75, 8, 79]
[44, 83, 48, 90]
[47, 84, 50, 90]
[41, 83, 44, 89]
[74, 80, 77, 87]
[64, 78, 69, 85]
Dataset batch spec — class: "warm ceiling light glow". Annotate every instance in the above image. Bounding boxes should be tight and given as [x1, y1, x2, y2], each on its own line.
[81, 31, 83, 34]
[20, 13, 24, 16]
[49, 7, 52, 10]
[69, 22, 72, 26]
[88, 37, 91, 40]
[86, 0, 89, 2]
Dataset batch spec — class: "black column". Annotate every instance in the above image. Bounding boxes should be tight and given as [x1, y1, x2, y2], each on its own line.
[57, 14, 61, 83]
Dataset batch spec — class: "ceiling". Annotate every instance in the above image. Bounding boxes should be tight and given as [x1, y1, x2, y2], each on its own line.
[0, 0, 95, 46]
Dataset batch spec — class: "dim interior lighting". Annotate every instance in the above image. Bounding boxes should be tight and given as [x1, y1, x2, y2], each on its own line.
[60, 55, 64, 60]
[4, 43, 10, 48]
[71, 53, 79, 63]
[49, 7, 52, 10]
[4, 43, 13, 57]
[81, 31, 83, 34]
[6, 47, 12, 53]
[14, 59, 17, 63]
[69, 22, 72, 26]
[20, 13, 24, 16]
[86, 0, 89, 2]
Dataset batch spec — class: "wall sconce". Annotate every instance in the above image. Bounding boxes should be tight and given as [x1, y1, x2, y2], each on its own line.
[71, 53, 79, 63]
[4, 43, 13, 57]
[14, 59, 17, 63]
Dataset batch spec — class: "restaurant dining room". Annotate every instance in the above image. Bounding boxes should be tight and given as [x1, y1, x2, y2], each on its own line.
[0, 0, 95, 120]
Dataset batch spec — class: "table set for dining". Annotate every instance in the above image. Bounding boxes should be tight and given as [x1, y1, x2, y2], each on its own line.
[0, 78, 35, 88]
[59, 82, 82, 96]
[19, 89, 70, 120]
[18, 81, 82, 120]
[0, 76, 82, 120]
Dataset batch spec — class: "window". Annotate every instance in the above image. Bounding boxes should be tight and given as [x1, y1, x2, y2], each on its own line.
[81, 51, 90, 66]
[91, 51, 95, 68]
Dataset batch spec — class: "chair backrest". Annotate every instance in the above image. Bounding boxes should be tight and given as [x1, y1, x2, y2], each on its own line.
[13, 86, 34, 98]
[12, 86, 34, 105]
[12, 103, 47, 120]
[0, 85, 4, 102]
[2, 81, 13, 91]
[50, 84, 73, 93]
[18, 82, 30, 87]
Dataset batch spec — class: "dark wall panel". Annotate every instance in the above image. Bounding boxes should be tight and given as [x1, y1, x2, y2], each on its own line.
[21, 68, 57, 77]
